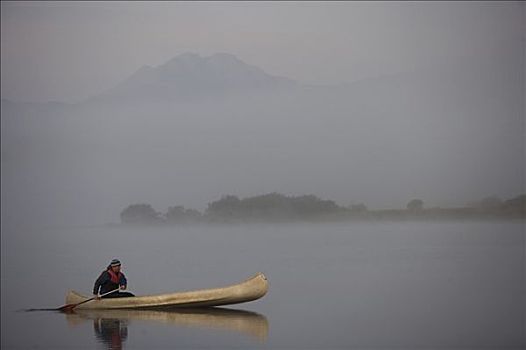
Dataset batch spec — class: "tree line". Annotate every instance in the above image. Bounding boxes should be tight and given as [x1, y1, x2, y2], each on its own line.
[120, 193, 525, 225]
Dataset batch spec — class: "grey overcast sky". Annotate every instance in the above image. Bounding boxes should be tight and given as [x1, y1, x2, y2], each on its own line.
[1, 1, 524, 103]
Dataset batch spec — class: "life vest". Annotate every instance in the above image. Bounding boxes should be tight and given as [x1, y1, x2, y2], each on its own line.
[107, 269, 122, 284]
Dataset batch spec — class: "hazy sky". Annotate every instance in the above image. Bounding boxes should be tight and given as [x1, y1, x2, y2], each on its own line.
[2, 1, 524, 103]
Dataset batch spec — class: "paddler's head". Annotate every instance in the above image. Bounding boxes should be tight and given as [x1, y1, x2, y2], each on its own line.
[109, 258, 121, 273]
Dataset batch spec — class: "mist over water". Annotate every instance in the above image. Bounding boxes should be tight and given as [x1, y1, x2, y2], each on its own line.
[2, 52, 524, 227]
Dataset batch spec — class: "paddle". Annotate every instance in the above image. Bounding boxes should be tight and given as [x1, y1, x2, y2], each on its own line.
[58, 288, 120, 312]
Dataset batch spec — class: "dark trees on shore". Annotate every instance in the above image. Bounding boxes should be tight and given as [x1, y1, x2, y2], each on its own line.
[119, 193, 525, 224]
[206, 193, 341, 221]
[120, 204, 162, 224]
[166, 206, 202, 224]
[407, 199, 424, 211]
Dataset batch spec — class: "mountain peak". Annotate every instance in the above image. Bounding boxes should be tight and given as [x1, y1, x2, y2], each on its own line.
[157, 52, 260, 76]
[158, 52, 243, 67]
[161, 52, 202, 66]
[104, 52, 297, 101]
[208, 52, 242, 62]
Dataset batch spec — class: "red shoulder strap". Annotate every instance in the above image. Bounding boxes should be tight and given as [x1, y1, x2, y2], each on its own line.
[107, 269, 121, 284]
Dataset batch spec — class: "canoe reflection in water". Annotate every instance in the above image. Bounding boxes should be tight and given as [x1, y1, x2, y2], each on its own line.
[93, 317, 128, 350]
[66, 307, 268, 348]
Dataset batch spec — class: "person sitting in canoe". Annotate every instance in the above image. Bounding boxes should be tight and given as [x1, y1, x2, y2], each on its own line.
[93, 259, 135, 299]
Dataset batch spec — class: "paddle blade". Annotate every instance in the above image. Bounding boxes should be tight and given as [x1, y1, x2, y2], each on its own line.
[57, 304, 77, 312]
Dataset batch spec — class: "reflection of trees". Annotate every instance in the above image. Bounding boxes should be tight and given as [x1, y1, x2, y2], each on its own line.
[93, 318, 128, 350]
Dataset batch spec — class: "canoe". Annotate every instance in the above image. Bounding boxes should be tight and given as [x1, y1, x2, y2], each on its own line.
[65, 272, 268, 309]
[66, 307, 268, 341]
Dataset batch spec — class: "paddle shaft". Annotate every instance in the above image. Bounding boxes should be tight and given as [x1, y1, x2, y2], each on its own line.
[61, 288, 120, 311]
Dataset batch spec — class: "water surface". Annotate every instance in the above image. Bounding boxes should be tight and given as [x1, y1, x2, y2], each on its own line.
[1, 221, 524, 349]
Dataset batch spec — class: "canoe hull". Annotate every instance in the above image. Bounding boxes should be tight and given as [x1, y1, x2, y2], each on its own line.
[66, 273, 268, 310]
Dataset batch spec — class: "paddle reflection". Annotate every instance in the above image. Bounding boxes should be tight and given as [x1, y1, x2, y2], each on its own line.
[66, 307, 268, 348]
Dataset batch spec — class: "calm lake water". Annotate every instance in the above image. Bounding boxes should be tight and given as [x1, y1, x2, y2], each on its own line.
[1, 220, 524, 349]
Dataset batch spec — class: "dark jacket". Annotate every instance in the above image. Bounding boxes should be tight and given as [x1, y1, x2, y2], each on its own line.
[93, 269, 127, 295]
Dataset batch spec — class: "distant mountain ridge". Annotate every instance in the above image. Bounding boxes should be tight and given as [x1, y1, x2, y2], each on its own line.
[92, 52, 297, 102]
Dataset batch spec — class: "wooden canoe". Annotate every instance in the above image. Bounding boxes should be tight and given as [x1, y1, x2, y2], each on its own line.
[65, 272, 268, 309]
